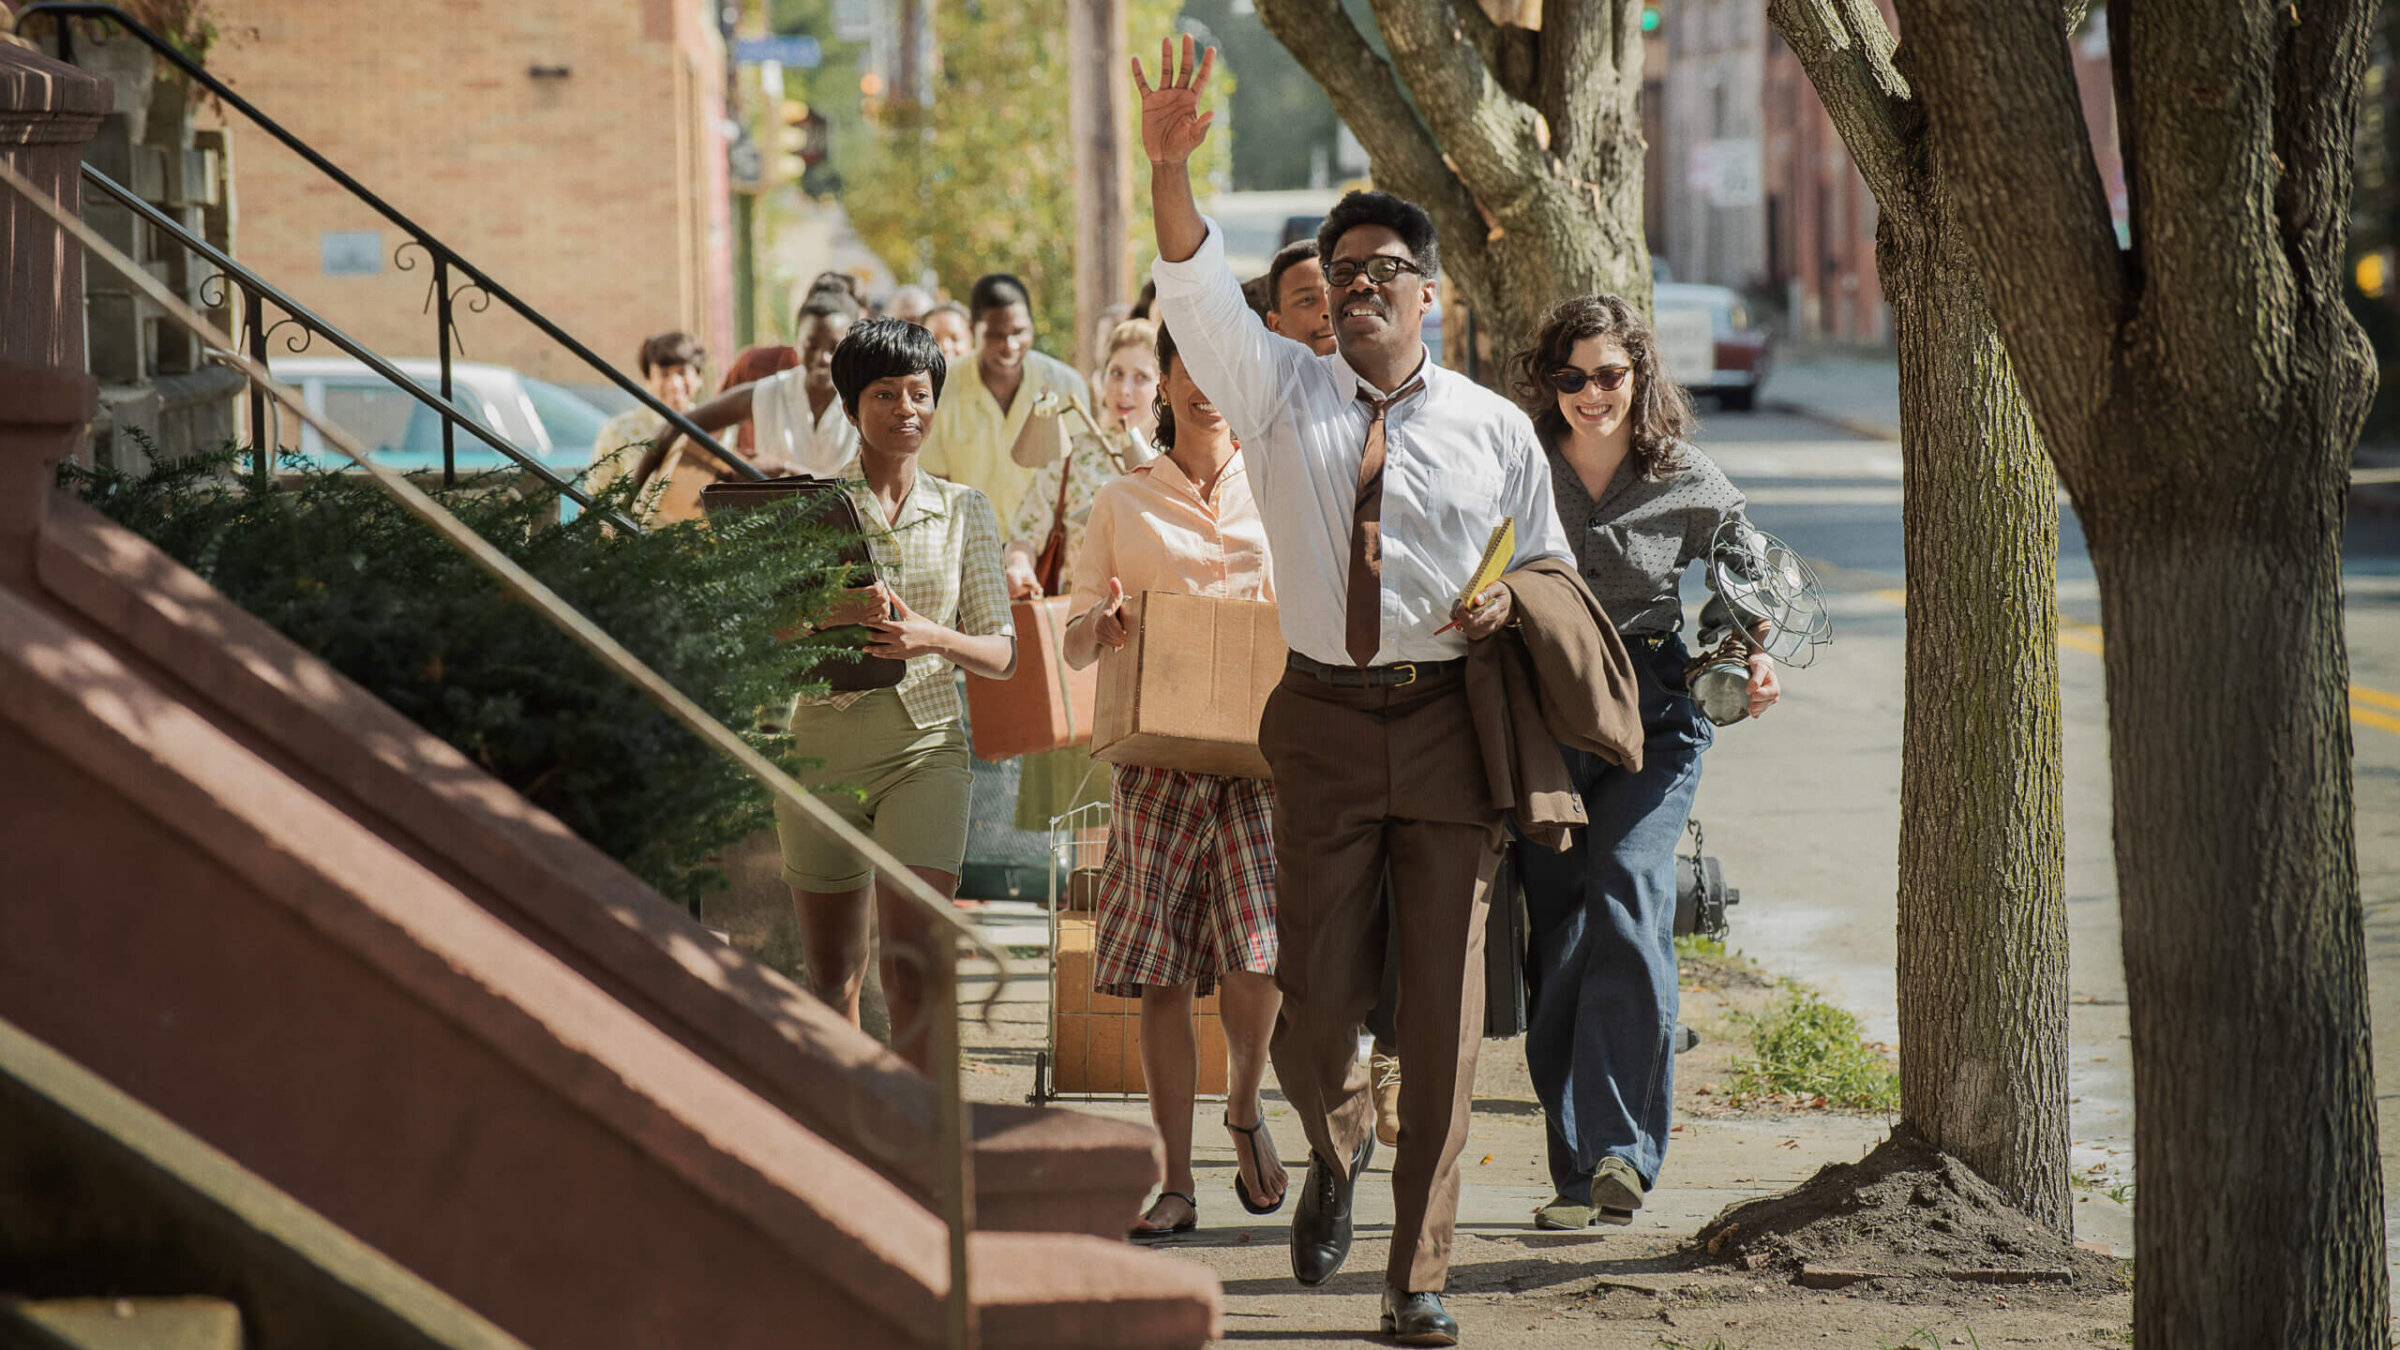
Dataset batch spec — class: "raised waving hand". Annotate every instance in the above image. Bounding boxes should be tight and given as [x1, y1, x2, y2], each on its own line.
[1134, 35, 1216, 166]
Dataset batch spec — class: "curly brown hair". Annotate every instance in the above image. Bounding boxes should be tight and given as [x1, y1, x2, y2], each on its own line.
[1508, 294, 1694, 479]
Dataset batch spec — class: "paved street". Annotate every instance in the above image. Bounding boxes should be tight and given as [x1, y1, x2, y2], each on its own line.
[1693, 379, 2400, 1270]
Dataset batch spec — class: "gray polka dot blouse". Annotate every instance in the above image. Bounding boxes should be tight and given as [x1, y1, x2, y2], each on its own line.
[1545, 440, 1747, 635]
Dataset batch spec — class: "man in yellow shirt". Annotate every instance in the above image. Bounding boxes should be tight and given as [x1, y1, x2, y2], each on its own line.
[919, 273, 1090, 512]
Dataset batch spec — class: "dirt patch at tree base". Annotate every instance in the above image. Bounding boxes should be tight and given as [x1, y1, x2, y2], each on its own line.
[1692, 1127, 2123, 1289]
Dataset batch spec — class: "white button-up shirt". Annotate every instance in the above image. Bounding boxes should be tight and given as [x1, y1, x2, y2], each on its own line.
[1150, 219, 1574, 666]
[752, 367, 860, 478]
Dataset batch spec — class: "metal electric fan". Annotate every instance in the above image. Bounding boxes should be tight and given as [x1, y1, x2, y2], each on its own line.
[1687, 519, 1833, 726]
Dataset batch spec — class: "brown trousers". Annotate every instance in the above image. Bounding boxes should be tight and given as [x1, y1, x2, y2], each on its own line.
[1259, 659, 1504, 1294]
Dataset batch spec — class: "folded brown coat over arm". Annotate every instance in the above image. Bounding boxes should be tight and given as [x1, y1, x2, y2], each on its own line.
[1464, 558, 1645, 853]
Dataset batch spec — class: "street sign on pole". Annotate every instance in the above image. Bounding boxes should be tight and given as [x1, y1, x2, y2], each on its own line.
[733, 35, 823, 69]
[1705, 138, 1762, 208]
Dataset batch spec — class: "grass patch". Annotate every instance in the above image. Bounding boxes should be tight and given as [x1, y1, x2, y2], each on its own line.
[1726, 986, 1900, 1112]
[2069, 1164, 2136, 1206]
[1675, 933, 1729, 962]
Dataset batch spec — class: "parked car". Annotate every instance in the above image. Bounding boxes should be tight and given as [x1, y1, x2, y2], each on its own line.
[269, 358, 610, 474]
[1651, 277, 1771, 411]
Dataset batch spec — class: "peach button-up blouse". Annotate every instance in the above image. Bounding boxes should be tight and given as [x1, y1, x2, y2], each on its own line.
[1068, 450, 1275, 615]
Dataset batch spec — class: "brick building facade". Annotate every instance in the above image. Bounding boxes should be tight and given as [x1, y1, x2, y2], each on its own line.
[1659, 0, 2124, 347]
[197, 0, 734, 388]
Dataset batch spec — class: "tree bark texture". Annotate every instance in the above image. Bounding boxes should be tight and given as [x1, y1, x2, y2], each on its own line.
[1893, 0, 2389, 1342]
[1884, 219, 2072, 1236]
[1245, 0, 1648, 370]
[1766, 0, 2074, 1233]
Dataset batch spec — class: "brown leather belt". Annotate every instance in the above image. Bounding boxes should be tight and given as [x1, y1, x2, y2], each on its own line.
[1286, 650, 1466, 689]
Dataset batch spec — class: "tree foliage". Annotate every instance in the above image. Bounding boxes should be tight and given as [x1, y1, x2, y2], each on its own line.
[69, 452, 853, 906]
[842, 0, 1231, 354]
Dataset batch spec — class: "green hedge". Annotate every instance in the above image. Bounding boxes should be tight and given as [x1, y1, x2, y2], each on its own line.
[69, 450, 858, 906]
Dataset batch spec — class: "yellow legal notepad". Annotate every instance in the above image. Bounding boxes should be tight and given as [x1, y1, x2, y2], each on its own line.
[1459, 517, 1515, 610]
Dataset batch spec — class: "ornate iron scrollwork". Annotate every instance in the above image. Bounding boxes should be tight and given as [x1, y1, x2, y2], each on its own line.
[262, 315, 318, 355]
[196, 269, 239, 312]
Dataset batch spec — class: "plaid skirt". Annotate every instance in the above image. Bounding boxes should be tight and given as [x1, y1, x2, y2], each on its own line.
[1092, 764, 1278, 998]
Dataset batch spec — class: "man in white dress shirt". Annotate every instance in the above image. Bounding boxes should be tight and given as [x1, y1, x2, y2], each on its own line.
[1140, 37, 1575, 1346]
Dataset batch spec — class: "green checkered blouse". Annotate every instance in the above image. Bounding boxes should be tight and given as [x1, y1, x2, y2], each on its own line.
[798, 458, 1016, 729]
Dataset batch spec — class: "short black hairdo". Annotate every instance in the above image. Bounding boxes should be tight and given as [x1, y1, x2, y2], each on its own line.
[1316, 190, 1440, 281]
[638, 330, 705, 377]
[1240, 273, 1274, 319]
[830, 318, 946, 416]
[968, 273, 1032, 321]
[1265, 238, 1321, 313]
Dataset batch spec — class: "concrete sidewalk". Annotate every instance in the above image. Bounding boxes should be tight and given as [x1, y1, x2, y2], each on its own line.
[1761, 346, 1901, 442]
[961, 930, 2133, 1348]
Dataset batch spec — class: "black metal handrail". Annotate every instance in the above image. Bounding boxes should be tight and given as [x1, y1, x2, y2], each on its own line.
[81, 164, 647, 534]
[24, 1, 764, 490]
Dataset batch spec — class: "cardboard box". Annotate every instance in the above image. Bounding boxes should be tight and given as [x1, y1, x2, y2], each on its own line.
[965, 596, 1101, 760]
[1051, 914, 1228, 1096]
[1091, 592, 1285, 781]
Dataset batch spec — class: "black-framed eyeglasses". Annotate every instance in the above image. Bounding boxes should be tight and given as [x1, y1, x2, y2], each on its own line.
[1324, 255, 1425, 288]
[1547, 365, 1633, 394]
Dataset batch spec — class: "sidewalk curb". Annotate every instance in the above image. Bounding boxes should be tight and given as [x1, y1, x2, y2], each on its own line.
[1765, 398, 1900, 443]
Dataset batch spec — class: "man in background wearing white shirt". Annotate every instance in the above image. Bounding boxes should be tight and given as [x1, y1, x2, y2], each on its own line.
[1141, 37, 1575, 1347]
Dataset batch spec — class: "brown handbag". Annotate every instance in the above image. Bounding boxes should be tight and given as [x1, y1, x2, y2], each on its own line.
[699, 475, 906, 691]
[1030, 448, 1077, 597]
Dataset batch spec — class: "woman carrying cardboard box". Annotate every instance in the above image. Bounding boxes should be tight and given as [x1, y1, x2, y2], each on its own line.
[1000, 318, 1162, 830]
[1062, 324, 1287, 1237]
[775, 319, 1019, 1072]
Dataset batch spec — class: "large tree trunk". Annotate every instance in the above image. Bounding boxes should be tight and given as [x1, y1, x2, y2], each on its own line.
[1884, 212, 2072, 1234]
[1894, 0, 2389, 1339]
[1247, 0, 1650, 369]
[2089, 370, 2382, 1344]
[1763, 0, 2075, 1235]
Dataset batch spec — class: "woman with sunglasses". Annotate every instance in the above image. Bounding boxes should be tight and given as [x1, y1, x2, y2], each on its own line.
[1506, 294, 1781, 1233]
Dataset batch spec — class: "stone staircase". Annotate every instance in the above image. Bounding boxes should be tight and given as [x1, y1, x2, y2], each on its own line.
[0, 1012, 528, 1349]
[0, 376, 1217, 1347]
[0, 37, 1216, 1340]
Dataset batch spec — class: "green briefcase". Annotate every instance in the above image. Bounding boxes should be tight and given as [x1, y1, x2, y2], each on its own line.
[700, 475, 905, 692]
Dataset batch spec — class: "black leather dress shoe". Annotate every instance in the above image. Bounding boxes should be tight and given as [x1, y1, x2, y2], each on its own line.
[1289, 1134, 1375, 1286]
[1381, 1288, 1460, 1346]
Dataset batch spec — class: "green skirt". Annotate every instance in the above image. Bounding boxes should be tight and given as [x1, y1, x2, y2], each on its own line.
[1012, 744, 1113, 832]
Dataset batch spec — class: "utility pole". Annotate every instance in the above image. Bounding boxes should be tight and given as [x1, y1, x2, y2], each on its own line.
[1067, 0, 1129, 373]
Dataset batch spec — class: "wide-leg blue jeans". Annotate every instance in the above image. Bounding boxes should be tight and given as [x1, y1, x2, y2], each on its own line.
[1517, 633, 1711, 1199]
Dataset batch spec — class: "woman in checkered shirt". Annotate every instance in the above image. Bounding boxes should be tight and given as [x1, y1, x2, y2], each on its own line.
[773, 320, 1020, 1073]
[1062, 324, 1286, 1237]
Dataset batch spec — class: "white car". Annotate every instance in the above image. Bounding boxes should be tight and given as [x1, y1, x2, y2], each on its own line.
[269, 357, 609, 473]
[1650, 260, 1772, 411]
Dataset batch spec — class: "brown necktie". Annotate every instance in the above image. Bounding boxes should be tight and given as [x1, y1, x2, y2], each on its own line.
[1346, 376, 1425, 667]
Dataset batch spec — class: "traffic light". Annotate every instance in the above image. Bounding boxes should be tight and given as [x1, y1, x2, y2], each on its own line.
[1642, 4, 1660, 31]
[775, 99, 829, 178]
